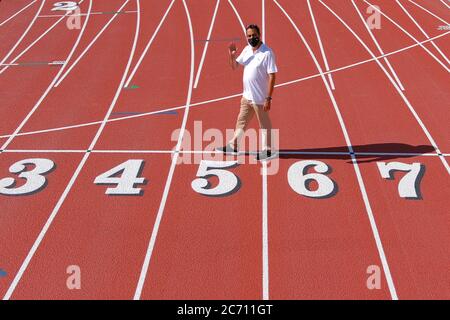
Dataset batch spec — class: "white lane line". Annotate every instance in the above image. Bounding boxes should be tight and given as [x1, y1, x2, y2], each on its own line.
[193, 0, 220, 89]
[262, 161, 269, 300]
[410, 0, 450, 25]
[320, 0, 450, 174]
[274, 0, 399, 300]
[353, 1, 406, 91]
[38, 10, 138, 18]
[262, 0, 266, 42]
[0, 0, 90, 152]
[54, 0, 131, 88]
[228, 0, 246, 35]
[440, 0, 450, 10]
[2, 0, 140, 300]
[363, 0, 450, 72]
[3, 149, 449, 157]
[0, 30, 448, 140]
[0, 0, 37, 27]
[0, 13, 69, 75]
[123, 0, 176, 88]
[0, 0, 45, 68]
[399, 0, 450, 66]
[134, 0, 195, 300]
[307, 0, 336, 90]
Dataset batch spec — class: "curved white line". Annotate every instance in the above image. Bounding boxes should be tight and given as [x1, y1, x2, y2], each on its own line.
[0, 30, 448, 141]
[2, 0, 140, 300]
[409, 0, 449, 25]
[274, 0, 399, 300]
[1, 0, 90, 151]
[0, 0, 37, 27]
[319, 0, 450, 174]
[397, 0, 450, 66]
[364, 0, 449, 72]
[228, 0, 246, 35]
[123, 0, 176, 88]
[0, 13, 69, 75]
[134, 0, 195, 300]
[0, 0, 45, 67]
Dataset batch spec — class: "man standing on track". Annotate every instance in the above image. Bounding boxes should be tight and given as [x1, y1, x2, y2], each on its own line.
[217, 24, 278, 161]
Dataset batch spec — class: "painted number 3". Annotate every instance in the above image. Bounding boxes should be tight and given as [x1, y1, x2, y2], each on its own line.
[0, 159, 55, 196]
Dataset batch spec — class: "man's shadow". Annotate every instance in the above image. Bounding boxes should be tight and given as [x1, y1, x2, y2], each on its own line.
[278, 143, 435, 163]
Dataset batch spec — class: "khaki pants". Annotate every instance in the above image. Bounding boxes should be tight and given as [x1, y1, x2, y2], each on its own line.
[229, 97, 272, 150]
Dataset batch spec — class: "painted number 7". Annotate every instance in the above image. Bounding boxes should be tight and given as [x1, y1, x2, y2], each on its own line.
[377, 162, 425, 199]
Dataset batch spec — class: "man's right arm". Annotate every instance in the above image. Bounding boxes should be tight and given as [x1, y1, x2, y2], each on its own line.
[229, 42, 239, 70]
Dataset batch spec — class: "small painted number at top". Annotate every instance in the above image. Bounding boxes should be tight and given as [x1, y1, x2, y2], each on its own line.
[52, 1, 79, 11]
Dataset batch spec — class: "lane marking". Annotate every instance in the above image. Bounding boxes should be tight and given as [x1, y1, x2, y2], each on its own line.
[134, 0, 195, 300]
[321, 0, 450, 174]
[409, 0, 450, 25]
[262, 0, 266, 42]
[307, 0, 336, 90]
[363, 0, 450, 72]
[2, 0, 139, 300]
[275, 0, 399, 300]
[353, 0, 405, 91]
[0, 31, 448, 140]
[54, 0, 131, 87]
[440, 0, 450, 10]
[0, 0, 45, 69]
[0, 60, 65, 67]
[123, 0, 176, 88]
[0, 0, 90, 152]
[0, 13, 71, 75]
[193, 0, 220, 89]
[0, 0, 38, 27]
[228, 0, 246, 35]
[397, 0, 450, 66]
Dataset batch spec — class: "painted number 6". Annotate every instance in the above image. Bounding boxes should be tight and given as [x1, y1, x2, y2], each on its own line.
[287, 160, 337, 198]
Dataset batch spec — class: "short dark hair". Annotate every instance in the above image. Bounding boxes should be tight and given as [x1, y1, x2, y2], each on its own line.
[246, 24, 261, 36]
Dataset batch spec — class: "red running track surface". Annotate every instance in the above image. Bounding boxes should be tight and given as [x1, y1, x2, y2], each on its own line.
[0, 0, 449, 300]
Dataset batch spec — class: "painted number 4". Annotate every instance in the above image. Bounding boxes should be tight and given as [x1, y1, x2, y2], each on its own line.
[94, 160, 146, 195]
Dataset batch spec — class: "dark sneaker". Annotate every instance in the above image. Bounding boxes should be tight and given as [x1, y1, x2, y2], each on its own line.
[216, 144, 239, 155]
[256, 149, 278, 161]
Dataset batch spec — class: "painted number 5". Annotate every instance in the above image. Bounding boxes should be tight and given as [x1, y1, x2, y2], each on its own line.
[52, 1, 79, 11]
[191, 160, 240, 197]
[0, 159, 55, 196]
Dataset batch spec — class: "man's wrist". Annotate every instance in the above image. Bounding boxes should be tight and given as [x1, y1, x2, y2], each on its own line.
[265, 96, 272, 101]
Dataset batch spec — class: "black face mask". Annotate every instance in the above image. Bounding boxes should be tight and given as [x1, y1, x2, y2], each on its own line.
[248, 37, 260, 47]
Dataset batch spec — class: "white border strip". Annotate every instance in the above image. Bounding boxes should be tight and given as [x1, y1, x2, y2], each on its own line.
[228, 0, 246, 35]
[262, 161, 269, 300]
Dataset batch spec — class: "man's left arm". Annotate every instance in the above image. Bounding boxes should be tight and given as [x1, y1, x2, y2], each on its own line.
[264, 73, 276, 111]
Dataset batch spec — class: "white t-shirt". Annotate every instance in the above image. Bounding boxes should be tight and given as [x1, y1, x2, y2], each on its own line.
[236, 43, 278, 105]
